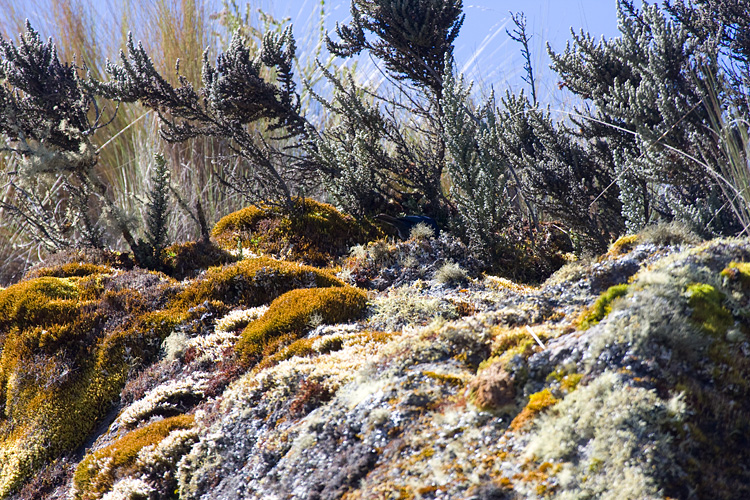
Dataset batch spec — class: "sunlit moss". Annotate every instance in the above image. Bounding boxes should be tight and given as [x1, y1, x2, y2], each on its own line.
[73, 414, 195, 499]
[171, 256, 344, 311]
[29, 263, 113, 279]
[236, 286, 368, 362]
[510, 389, 560, 432]
[212, 198, 381, 266]
[721, 261, 750, 290]
[686, 283, 732, 338]
[604, 234, 640, 258]
[578, 284, 629, 330]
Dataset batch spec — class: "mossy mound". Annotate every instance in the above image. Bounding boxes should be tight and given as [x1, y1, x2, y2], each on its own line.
[73, 414, 195, 499]
[211, 198, 381, 266]
[237, 286, 368, 363]
[161, 239, 238, 280]
[0, 271, 182, 497]
[171, 257, 344, 311]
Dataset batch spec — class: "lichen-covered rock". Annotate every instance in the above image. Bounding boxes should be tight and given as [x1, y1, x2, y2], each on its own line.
[3, 229, 750, 500]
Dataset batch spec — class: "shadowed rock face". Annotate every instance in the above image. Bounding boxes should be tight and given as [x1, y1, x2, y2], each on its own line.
[375, 213, 440, 239]
[6, 227, 750, 500]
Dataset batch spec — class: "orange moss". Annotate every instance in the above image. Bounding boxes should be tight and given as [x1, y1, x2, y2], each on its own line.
[236, 286, 368, 362]
[73, 414, 195, 498]
[171, 257, 344, 311]
[212, 198, 381, 266]
[510, 389, 560, 432]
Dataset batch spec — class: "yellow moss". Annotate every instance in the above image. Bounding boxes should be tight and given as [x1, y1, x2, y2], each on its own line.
[73, 414, 195, 499]
[0, 277, 185, 496]
[171, 257, 344, 310]
[510, 389, 560, 432]
[578, 284, 629, 330]
[423, 370, 465, 387]
[255, 337, 316, 371]
[236, 286, 368, 362]
[604, 234, 640, 259]
[0, 277, 80, 333]
[212, 198, 381, 266]
[162, 239, 237, 279]
[721, 261, 750, 290]
[686, 283, 733, 338]
[30, 263, 113, 279]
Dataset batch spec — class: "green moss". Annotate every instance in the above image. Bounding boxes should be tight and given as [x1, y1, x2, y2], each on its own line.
[212, 198, 381, 266]
[73, 414, 194, 499]
[579, 284, 629, 330]
[237, 286, 368, 362]
[172, 257, 344, 311]
[686, 283, 733, 338]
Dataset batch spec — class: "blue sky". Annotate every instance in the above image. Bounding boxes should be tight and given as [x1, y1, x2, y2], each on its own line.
[258, 0, 641, 102]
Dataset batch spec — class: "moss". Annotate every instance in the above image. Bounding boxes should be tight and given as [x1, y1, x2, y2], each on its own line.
[0, 277, 80, 333]
[510, 389, 560, 432]
[73, 414, 194, 499]
[423, 370, 465, 387]
[162, 239, 238, 280]
[721, 261, 750, 290]
[171, 257, 344, 311]
[212, 198, 381, 266]
[0, 273, 184, 497]
[604, 234, 640, 258]
[236, 286, 368, 363]
[578, 284, 629, 330]
[686, 283, 733, 338]
[29, 263, 114, 279]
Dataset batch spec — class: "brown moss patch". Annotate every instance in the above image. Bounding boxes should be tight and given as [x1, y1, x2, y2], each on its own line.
[212, 198, 381, 266]
[237, 286, 368, 363]
[73, 414, 194, 499]
[468, 362, 516, 411]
